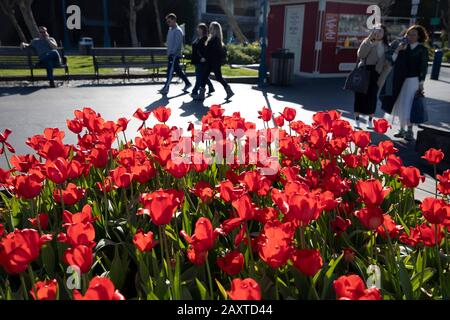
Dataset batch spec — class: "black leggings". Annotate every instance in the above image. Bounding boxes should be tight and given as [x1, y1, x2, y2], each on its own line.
[200, 63, 228, 89]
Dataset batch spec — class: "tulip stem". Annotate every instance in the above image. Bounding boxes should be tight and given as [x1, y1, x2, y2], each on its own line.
[161, 226, 174, 299]
[3, 148, 12, 170]
[20, 274, 28, 300]
[274, 269, 280, 300]
[433, 165, 437, 199]
[28, 265, 37, 299]
[205, 254, 214, 299]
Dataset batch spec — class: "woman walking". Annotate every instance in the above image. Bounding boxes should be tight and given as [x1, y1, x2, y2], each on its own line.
[353, 25, 390, 130]
[381, 25, 429, 141]
[193, 21, 234, 101]
[191, 23, 215, 97]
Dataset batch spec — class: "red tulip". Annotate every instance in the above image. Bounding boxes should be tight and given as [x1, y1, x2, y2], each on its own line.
[422, 148, 444, 165]
[217, 251, 244, 276]
[274, 115, 285, 127]
[53, 183, 85, 206]
[138, 189, 184, 226]
[356, 179, 391, 207]
[366, 145, 384, 164]
[379, 155, 403, 175]
[64, 245, 93, 274]
[73, 276, 125, 300]
[190, 181, 214, 203]
[373, 119, 391, 134]
[232, 194, 256, 221]
[0, 229, 44, 274]
[291, 249, 323, 277]
[90, 145, 109, 168]
[116, 117, 130, 132]
[28, 213, 49, 230]
[133, 108, 150, 121]
[66, 119, 83, 134]
[153, 106, 171, 123]
[437, 170, 450, 195]
[420, 197, 449, 225]
[10, 154, 39, 173]
[45, 157, 69, 184]
[333, 274, 382, 300]
[12, 174, 43, 199]
[376, 214, 403, 239]
[133, 230, 157, 252]
[62, 205, 96, 225]
[354, 206, 384, 230]
[258, 107, 272, 122]
[131, 162, 156, 184]
[330, 216, 352, 235]
[181, 217, 215, 252]
[0, 128, 15, 154]
[287, 193, 320, 225]
[39, 138, 70, 161]
[110, 166, 133, 188]
[227, 278, 261, 300]
[66, 222, 96, 248]
[399, 166, 425, 188]
[256, 220, 294, 269]
[187, 246, 208, 265]
[282, 107, 296, 122]
[352, 131, 371, 148]
[30, 279, 58, 300]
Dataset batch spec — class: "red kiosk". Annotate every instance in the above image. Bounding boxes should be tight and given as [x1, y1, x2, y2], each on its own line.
[268, 0, 380, 77]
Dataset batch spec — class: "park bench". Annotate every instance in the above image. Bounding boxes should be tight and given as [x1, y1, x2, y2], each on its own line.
[0, 46, 69, 82]
[91, 47, 187, 82]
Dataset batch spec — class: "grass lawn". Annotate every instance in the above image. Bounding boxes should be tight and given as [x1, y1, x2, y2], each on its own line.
[0, 55, 257, 78]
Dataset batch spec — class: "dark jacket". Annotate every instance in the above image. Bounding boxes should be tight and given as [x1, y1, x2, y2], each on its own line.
[381, 42, 428, 114]
[191, 36, 208, 65]
[204, 37, 223, 67]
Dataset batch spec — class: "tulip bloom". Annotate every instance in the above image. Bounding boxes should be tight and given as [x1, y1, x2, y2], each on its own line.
[217, 251, 244, 276]
[376, 214, 403, 239]
[399, 166, 425, 189]
[420, 197, 449, 225]
[354, 207, 384, 230]
[0, 229, 46, 274]
[30, 279, 58, 300]
[227, 278, 261, 300]
[53, 183, 85, 206]
[258, 107, 272, 122]
[153, 106, 171, 123]
[64, 245, 93, 274]
[138, 189, 184, 226]
[437, 170, 450, 195]
[73, 276, 125, 300]
[291, 249, 323, 277]
[333, 274, 382, 300]
[181, 217, 215, 252]
[0, 128, 15, 154]
[356, 179, 391, 208]
[133, 230, 157, 252]
[373, 119, 390, 134]
[422, 148, 444, 165]
[256, 221, 294, 269]
[282, 107, 296, 122]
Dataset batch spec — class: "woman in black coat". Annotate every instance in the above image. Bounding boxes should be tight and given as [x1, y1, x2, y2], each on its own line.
[380, 25, 429, 141]
[193, 21, 234, 101]
[191, 23, 214, 97]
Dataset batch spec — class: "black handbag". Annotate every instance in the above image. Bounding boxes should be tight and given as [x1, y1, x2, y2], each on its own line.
[344, 58, 370, 94]
[410, 92, 428, 124]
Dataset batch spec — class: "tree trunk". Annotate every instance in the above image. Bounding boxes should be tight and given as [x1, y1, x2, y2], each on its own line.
[0, 0, 27, 42]
[129, 0, 139, 47]
[218, 0, 248, 43]
[17, 0, 39, 38]
[152, 0, 163, 46]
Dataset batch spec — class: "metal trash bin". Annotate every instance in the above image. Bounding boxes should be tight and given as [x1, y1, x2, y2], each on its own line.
[79, 37, 94, 55]
[269, 49, 294, 86]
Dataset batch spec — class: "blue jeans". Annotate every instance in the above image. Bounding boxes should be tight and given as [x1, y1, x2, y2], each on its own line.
[192, 63, 214, 95]
[39, 50, 61, 81]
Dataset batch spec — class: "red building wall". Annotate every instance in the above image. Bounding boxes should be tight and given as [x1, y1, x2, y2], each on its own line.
[319, 2, 370, 74]
[268, 2, 319, 73]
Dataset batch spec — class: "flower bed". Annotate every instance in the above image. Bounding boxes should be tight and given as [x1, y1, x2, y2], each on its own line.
[0, 105, 448, 300]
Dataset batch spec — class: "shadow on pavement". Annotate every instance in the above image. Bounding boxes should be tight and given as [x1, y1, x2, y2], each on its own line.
[0, 86, 44, 97]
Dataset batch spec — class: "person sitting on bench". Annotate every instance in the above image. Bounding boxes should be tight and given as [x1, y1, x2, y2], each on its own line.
[20, 26, 61, 88]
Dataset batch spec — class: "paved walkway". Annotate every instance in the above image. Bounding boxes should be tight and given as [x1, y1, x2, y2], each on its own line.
[0, 68, 449, 200]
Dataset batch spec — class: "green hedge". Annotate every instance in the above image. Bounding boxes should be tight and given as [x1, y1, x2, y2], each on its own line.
[183, 42, 261, 65]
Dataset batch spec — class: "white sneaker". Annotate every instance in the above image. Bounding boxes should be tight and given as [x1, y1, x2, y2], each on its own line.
[355, 119, 361, 129]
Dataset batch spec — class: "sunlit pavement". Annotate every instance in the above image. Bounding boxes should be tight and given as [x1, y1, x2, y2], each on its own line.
[0, 67, 449, 200]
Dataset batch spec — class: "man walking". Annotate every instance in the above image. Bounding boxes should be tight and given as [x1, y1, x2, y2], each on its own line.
[159, 13, 192, 95]
[20, 26, 61, 88]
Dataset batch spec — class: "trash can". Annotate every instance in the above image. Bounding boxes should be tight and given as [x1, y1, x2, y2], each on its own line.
[269, 49, 294, 86]
[79, 37, 94, 55]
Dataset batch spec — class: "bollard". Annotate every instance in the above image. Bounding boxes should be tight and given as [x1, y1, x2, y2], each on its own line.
[431, 50, 443, 80]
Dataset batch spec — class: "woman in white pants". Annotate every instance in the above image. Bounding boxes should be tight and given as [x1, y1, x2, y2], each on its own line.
[387, 25, 429, 141]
